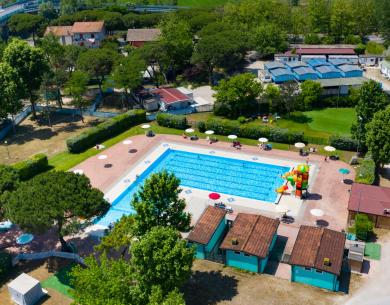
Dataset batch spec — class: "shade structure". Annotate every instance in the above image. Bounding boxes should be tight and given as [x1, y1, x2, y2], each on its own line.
[294, 142, 306, 148]
[205, 130, 214, 135]
[324, 146, 336, 152]
[141, 124, 151, 129]
[122, 140, 133, 145]
[339, 168, 350, 175]
[98, 155, 108, 160]
[208, 192, 221, 200]
[185, 128, 194, 133]
[258, 137, 268, 143]
[275, 205, 289, 213]
[310, 209, 324, 217]
[73, 169, 84, 175]
[228, 135, 237, 140]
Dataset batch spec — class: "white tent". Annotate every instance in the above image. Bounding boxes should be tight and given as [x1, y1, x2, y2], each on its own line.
[8, 273, 45, 305]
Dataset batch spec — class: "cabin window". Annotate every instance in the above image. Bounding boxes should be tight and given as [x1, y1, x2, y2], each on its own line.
[315, 270, 323, 274]
[304, 267, 311, 271]
[234, 251, 240, 255]
[244, 253, 250, 257]
[91, 33, 95, 38]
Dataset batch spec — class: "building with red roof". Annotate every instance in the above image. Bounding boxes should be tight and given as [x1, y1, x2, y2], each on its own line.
[151, 87, 192, 111]
[348, 183, 390, 229]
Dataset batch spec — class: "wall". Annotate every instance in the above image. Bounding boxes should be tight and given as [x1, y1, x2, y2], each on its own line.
[205, 219, 227, 253]
[291, 265, 339, 291]
[226, 250, 259, 273]
[259, 233, 278, 273]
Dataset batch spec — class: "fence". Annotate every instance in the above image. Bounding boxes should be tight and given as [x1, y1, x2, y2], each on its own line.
[12, 251, 85, 266]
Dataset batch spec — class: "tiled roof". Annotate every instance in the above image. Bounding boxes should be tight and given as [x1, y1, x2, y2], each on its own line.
[348, 183, 390, 217]
[289, 226, 345, 275]
[72, 21, 105, 33]
[45, 26, 73, 37]
[187, 206, 226, 245]
[220, 214, 279, 258]
[152, 88, 190, 105]
[297, 48, 356, 55]
[126, 28, 161, 42]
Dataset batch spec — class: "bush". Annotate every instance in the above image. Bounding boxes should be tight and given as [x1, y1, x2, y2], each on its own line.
[329, 135, 358, 151]
[156, 113, 187, 129]
[205, 118, 240, 136]
[0, 252, 12, 281]
[355, 158, 376, 185]
[67, 109, 146, 153]
[238, 123, 271, 139]
[197, 121, 206, 132]
[13, 153, 48, 181]
[355, 214, 374, 241]
[269, 127, 303, 144]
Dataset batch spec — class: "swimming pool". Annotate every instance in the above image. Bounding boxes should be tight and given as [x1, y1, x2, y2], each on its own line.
[96, 149, 290, 227]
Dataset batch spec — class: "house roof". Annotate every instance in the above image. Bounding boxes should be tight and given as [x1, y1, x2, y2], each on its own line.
[294, 67, 317, 75]
[315, 65, 341, 74]
[307, 59, 331, 67]
[338, 64, 362, 73]
[348, 183, 390, 217]
[152, 87, 190, 105]
[314, 77, 368, 87]
[72, 21, 105, 33]
[289, 226, 345, 275]
[296, 48, 356, 55]
[126, 28, 161, 42]
[328, 58, 351, 66]
[187, 206, 226, 245]
[45, 26, 73, 37]
[220, 213, 279, 258]
[264, 61, 285, 70]
[8, 273, 40, 294]
[271, 68, 294, 77]
[285, 61, 308, 69]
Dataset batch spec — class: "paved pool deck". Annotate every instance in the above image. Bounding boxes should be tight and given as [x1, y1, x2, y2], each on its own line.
[71, 134, 354, 232]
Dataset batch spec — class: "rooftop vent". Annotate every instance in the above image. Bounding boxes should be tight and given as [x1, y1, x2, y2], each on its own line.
[323, 257, 331, 266]
[231, 238, 238, 245]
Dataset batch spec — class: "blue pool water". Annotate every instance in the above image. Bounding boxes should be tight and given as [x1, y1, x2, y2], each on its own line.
[96, 149, 290, 227]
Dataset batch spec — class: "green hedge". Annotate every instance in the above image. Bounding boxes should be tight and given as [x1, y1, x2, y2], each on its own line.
[13, 153, 48, 181]
[329, 135, 358, 151]
[355, 214, 374, 241]
[205, 118, 240, 135]
[355, 158, 376, 185]
[156, 113, 187, 129]
[67, 109, 146, 153]
[0, 252, 12, 281]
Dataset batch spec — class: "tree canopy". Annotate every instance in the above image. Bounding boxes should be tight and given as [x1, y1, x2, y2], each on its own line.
[65, 70, 90, 122]
[8, 14, 45, 42]
[131, 170, 191, 236]
[214, 73, 262, 119]
[365, 106, 390, 167]
[5, 171, 109, 250]
[0, 165, 19, 220]
[299, 80, 323, 110]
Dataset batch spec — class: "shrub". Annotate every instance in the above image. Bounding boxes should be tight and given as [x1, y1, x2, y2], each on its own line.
[237, 116, 246, 124]
[156, 113, 187, 129]
[0, 252, 12, 281]
[269, 127, 303, 144]
[355, 158, 376, 185]
[205, 118, 240, 135]
[197, 121, 206, 132]
[329, 135, 358, 151]
[13, 153, 48, 180]
[238, 123, 271, 139]
[355, 214, 374, 241]
[67, 109, 146, 153]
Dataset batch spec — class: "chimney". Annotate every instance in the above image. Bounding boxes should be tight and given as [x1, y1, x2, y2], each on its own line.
[323, 257, 331, 266]
[231, 238, 238, 245]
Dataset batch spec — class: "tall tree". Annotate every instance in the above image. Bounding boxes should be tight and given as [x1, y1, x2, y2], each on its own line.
[131, 171, 191, 237]
[214, 73, 263, 119]
[8, 14, 45, 43]
[65, 70, 90, 122]
[307, 0, 331, 34]
[299, 80, 323, 110]
[365, 106, 390, 167]
[38, 1, 58, 20]
[330, 0, 354, 43]
[131, 226, 194, 299]
[77, 48, 117, 95]
[0, 62, 24, 131]
[278, 81, 299, 115]
[5, 171, 109, 251]
[110, 53, 146, 108]
[3, 39, 49, 119]
[252, 23, 288, 58]
[352, 80, 389, 145]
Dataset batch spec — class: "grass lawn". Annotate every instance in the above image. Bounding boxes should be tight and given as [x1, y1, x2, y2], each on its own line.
[41, 264, 74, 299]
[364, 242, 381, 260]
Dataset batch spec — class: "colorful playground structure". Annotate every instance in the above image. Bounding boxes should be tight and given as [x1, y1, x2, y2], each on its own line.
[276, 164, 310, 199]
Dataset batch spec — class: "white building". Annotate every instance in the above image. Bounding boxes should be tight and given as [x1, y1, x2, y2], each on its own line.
[380, 61, 390, 79]
[359, 54, 385, 67]
[44, 26, 73, 45]
[8, 273, 46, 305]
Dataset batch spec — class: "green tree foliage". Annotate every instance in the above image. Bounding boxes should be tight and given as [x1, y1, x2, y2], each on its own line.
[365, 106, 390, 167]
[352, 80, 389, 144]
[365, 42, 385, 55]
[131, 226, 194, 299]
[263, 84, 280, 113]
[5, 171, 109, 251]
[3, 39, 49, 118]
[307, 0, 331, 33]
[71, 254, 141, 305]
[252, 24, 288, 58]
[299, 80, 323, 110]
[214, 73, 262, 119]
[8, 14, 45, 42]
[65, 71, 90, 122]
[148, 286, 185, 305]
[354, 214, 373, 241]
[278, 81, 300, 115]
[304, 33, 321, 44]
[0, 165, 19, 220]
[131, 171, 191, 236]
[38, 1, 58, 20]
[330, 0, 354, 43]
[77, 48, 117, 94]
[0, 62, 24, 129]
